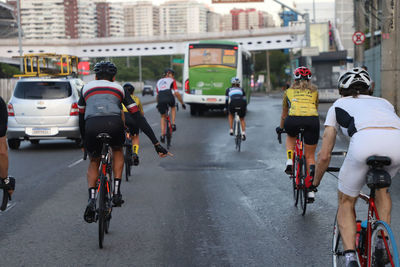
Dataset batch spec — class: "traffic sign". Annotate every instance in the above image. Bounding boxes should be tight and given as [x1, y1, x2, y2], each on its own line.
[352, 31, 366, 45]
[172, 58, 184, 64]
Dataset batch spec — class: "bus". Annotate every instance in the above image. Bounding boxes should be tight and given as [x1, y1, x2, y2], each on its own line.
[183, 40, 252, 116]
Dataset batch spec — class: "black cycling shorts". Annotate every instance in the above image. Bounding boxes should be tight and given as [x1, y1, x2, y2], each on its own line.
[84, 116, 124, 157]
[124, 112, 139, 135]
[157, 93, 175, 115]
[228, 99, 247, 118]
[0, 97, 7, 137]
[284, 116, 320, 145]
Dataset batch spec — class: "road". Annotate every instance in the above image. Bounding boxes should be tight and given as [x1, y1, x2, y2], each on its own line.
[0, 94, 399, 266]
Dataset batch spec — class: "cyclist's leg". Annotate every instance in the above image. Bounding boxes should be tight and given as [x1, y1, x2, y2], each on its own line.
[283, 116, 298, 171]
[228, 104, 234, 134]
[337, 191, 358, 251]
[375, 187, 391, 224]
[304, 116, 320, 174]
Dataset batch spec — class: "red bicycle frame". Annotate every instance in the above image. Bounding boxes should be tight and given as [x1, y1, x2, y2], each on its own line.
[292, 131, 306, 188]
[357, 193, 395, 267]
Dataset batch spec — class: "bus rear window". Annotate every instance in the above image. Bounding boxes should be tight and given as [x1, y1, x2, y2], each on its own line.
[189, 48, 237, 67]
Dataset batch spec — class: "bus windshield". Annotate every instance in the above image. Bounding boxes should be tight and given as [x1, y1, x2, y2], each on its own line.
[189, 48, 237, 68]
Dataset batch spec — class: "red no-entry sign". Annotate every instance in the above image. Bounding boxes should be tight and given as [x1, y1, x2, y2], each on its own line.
[352, 31, 366, 45]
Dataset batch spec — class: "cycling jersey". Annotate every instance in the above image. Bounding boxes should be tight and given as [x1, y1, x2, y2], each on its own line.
[325, 95, 400, 137]
[156, 77, 177, 96]
[122, 94, 143, 114]
[78, 80, 138, 120]
[282, 88, 318, 116]
[226, 87, 247, 118]
[0, 97, 7, 137]
[225, 87, 246, 103]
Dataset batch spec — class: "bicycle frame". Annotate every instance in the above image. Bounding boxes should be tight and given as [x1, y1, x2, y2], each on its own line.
[293, 130, 306, 188]
[358, 191, 396, 267]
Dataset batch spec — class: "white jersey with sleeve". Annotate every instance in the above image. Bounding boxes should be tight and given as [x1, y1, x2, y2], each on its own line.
[324, 95, 400, 137]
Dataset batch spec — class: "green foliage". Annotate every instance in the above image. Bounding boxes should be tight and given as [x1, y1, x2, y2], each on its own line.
[253, 50, 291, 90]
[0, 63, 20, 78]
[89, 56, 184, 83]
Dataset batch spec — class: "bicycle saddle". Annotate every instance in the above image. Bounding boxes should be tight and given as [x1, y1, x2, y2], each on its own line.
[96, 133, 112, 142]
[366, 156, 391, 168]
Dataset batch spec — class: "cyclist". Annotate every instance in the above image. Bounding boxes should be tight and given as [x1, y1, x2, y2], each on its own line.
[225, 77, 247, 140]
[0, 96, 15, 196]
[312, 67, 400, 267]
[156, 68, 185, 143]
[79, 61, 169, 223]
[276, 66, 319, 201]
[122, 82, 143, 166]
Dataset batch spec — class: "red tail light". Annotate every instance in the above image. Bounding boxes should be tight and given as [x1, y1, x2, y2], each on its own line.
[189, 45, 194, 49]
[70, 102, 79, 116]
[185, 79, 190, 94]
[7, 103, 14, 116]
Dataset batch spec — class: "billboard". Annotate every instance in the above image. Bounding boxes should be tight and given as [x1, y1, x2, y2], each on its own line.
[212, 0, 264, 3]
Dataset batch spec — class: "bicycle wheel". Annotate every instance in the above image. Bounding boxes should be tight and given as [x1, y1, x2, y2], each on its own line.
[369, 221, 400, 267]
[124, 144, 132, 181]
[0, 188, 9, 211]
[299, 157, 307, 216]
[293, 157, 300, 207]
[332, 216, 347, 267]
[98, 175, 106, 249]
[166, 119, 172, 149]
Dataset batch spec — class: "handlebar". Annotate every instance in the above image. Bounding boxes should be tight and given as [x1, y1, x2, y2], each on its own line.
[327, 167, 340, 172]
[331, 151, 347, 156]
[276, 128, 286, 144]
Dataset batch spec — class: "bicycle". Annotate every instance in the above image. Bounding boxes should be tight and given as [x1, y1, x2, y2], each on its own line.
[85, 133, 114, 249]
[233, 110, 242, 152]
[123, 130, 133, 182]
[0, 176, 14, 212]
[164, 106, 173, 149]
[277, 128, 310, 216]
[330, 156, 400, 267]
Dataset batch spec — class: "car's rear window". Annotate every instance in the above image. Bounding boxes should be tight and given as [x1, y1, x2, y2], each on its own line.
[14, 81, 72, 99]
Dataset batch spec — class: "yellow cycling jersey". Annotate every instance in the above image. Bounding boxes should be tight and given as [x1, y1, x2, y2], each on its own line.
[123, 94, 143, 113]
[282, 88, 319, 116]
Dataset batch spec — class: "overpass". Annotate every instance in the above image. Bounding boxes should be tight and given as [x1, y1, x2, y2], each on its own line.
[0, 26, 305, 58]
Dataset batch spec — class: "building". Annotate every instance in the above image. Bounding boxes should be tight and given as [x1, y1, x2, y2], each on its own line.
[229, 8, 274, 31]
[335, 0, 355, 59]
[124, 1, 159, 37]
[206, 10, 220, 33]
[159, 0, 208, 36]
[96, 1, 124, 38]
[221, 14, 232, 32]
[0, 2, 18, 38]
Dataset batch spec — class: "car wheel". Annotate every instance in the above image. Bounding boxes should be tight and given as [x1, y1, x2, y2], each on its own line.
[8, 139, 20, 150]
[30, 140, 39, 145]
[190, 105, 197, 116]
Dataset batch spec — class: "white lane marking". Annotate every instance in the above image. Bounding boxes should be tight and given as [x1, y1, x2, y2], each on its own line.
[68, 159, 84, 168]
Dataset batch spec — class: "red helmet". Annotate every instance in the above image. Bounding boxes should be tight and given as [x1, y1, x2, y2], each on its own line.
[293, 66, 312, 80]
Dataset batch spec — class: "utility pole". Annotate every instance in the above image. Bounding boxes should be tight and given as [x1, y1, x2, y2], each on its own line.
[266, 51, 271, 92]
[354, 0, 365, 66]
[381, 0, 399, 112]
[138, 56, 142, 86]
[17, 0, 23, 71]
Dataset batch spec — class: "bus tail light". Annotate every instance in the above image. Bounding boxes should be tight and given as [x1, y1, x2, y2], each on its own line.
[7, 103, 14, 116]
[185, 79, 190, 94]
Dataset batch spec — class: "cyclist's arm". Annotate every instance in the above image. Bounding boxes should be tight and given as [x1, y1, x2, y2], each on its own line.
[78, 93, 86, 138]
[171, 80, 184, 105]
[0, 97, 8, 178]
[225, 88, 229, 108]
[314, 126, 337, 186]
[280, 92, 289, 128]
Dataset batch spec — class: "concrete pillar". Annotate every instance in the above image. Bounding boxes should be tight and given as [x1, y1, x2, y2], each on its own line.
[381, 0, 399, 111]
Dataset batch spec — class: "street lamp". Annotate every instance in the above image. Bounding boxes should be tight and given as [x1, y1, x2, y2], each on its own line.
[16, 0, 23, 71]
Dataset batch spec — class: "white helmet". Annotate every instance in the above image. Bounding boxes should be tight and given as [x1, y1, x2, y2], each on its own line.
[338, 67, 371, 89]
[231, 77, 240, 85]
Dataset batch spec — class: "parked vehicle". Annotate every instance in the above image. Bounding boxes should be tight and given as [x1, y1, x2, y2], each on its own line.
[142, 85, 154, 96]
[7, 78, 84, 149]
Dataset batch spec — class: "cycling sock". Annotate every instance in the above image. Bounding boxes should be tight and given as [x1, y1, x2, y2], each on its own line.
[88, 187, 96, 199]
[309, 164, 315, 177]
[114, 178, 121, 194]
[133, 144, 139, 154]
[287, 150, 293, 160]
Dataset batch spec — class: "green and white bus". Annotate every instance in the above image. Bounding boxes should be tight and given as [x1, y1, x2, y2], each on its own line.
[183, 40, 252, 116]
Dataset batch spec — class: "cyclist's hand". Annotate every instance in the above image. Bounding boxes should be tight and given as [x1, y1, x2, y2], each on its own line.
[182, 104, 186, 110]
[275, 127, 283, 134]
[154, 143, 172, 157]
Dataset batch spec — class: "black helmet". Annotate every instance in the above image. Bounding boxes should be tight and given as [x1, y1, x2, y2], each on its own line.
[123, 82, 135, 94]
[163, 68, 175, 76]
[93, 61, 117, 77]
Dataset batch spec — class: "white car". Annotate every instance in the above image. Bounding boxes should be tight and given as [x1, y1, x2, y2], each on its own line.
[7, 78, 84, 149]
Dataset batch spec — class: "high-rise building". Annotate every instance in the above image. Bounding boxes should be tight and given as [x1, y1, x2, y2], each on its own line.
[207, 11, 221, 32]
[96, 1, 124, 38]
[124, 1, 159, 37]
[335, 0, 354, 58]
[221, 13, 232, 32]
[229, 8, 274, 31]
[8, 0, 96, 39]
[159, 0, 208, 36]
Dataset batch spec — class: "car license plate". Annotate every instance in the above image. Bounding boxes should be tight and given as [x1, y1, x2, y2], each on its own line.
[207, 98, 217, 102]
[26, 127, 56, 136]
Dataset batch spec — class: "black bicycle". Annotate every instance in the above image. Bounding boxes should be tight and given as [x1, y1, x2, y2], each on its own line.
[96, 133, 114, 249]
[123, 131, 133, 182]
[0, 176, 14, 211]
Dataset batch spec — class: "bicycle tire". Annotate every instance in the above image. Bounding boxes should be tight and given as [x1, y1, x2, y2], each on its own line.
[294, 156, 300, 207]
[98, 174, 106, 249]
[124, 144, 132, 181]
[166, 119, 172, 149]
[332, 216, 348, 267]
[0, 188, 9, 211]
[369, 221, 400, 267]
[299, 156, 307, 216]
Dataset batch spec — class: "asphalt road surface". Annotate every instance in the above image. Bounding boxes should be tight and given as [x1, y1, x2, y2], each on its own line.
[0, 94, 399, 266]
